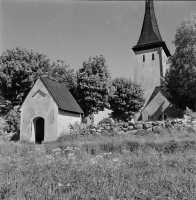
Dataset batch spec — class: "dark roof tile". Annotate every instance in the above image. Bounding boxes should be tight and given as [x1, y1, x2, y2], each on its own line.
[40, 77, 83, 114]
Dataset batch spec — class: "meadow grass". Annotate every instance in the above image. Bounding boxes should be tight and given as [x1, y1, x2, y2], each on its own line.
[1, 127, 196, 199]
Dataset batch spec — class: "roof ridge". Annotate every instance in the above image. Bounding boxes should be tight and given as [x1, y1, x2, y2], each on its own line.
[41, 76, 64, 85]
[40, 77, 83, 114]
[40, 76, 61, 109]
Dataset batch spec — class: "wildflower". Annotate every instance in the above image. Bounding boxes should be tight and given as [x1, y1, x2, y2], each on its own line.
[58, 182, 63, 187]
[68, 153, 76, 159]
[90, 158, 97, 165]
[46, 155, 52, 159]
[103, 152, 112, 155]
[67, 183, 71, 187]
[96, 154, 103, 159]
[64, 147, 74, 151]
[52, 148, 62, 152]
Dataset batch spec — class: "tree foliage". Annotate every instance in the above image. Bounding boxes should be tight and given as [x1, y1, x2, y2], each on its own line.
[165, 13, 196, 110]
[0, 48, 76, 114]
[0, 47, 51, 108]
[4, 107, 20, 133]
[74, 55, 113, 118]
[48, 60, 77, 92]
[108, 77, 145, 121]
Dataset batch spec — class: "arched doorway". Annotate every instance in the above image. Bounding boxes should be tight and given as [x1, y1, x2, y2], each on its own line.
[32, 117, 45, 144]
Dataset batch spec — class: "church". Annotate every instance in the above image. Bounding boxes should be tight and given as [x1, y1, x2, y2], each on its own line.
[132, 0, 183, 121]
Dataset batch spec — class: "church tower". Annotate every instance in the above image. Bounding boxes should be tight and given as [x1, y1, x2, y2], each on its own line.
[132, 0, 183, 121]
[132, 0, 170, 102]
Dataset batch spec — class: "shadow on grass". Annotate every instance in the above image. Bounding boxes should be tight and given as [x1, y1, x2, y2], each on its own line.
[10, 133, 20, 142]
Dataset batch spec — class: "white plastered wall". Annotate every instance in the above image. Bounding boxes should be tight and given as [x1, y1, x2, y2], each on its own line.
[134, 48, 162, 103]
[20, 78, 58, 142]
[57, 109, 81, 137]
[161, 48, 170, 77]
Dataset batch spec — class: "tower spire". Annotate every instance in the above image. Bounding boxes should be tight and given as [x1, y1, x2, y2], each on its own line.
[132, 0, 170, 56]
[137, 0, 162, 46]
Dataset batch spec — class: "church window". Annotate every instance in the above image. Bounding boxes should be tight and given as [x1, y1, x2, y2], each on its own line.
[143, 55, 145, 62]
[158, 113, 168, 121]
[152, 53, 154, 60]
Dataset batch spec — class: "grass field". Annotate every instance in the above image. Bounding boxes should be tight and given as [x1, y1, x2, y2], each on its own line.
[1, 127, 196, 199]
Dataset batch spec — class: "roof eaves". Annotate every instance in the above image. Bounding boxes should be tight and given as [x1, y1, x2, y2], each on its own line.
[40, 77, 83, 114]
[58, 108, 83, 114]
[132, 41, 171, 57]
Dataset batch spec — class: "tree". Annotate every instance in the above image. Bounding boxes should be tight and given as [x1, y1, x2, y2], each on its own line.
[0, 47, 51, 109]
[165, 12, 196, 110]
[48, 60, 77, 92]
[4, 107, 20, 133]
[74, 55, 113, 118]
[0, 48, 76, 114]
[108, 77, 145, 121]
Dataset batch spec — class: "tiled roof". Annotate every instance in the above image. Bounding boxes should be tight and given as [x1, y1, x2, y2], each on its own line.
[40, 77, 83, 114]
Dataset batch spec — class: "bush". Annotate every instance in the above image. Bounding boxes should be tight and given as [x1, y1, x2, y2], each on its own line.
[0, 117, 8, 134]
[98, 117, 114, 125]
[4, 107, 20, 133]
[184, 107, 193, 115]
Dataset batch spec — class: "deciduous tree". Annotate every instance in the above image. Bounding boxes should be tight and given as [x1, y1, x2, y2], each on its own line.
[108, 77, 145, 121]
[165, 13, 196, 110]
[0, 48, 76, 114]
[48, 60, 76, 92]
[0, 47, 51, 109]
[74, 55, 113, 118]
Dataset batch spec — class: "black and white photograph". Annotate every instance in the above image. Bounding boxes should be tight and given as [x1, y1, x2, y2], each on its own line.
[0, 0, 196, 199]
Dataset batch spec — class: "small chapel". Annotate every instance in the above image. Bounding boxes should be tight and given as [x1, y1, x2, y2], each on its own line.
[20, 77, 83, 143]
[132, 0, 183, 121]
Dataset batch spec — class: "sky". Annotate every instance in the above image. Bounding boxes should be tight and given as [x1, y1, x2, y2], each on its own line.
[0, 0, 196, 123]
[1, 0, 196, 81]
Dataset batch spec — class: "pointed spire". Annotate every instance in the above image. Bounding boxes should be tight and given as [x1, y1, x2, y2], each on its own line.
[132, 0, 170, 56]
[137, 0, 162, 46]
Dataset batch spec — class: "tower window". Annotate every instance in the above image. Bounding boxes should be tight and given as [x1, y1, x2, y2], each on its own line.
[152, 53, 154, 60]
[143, 55, 145, 62]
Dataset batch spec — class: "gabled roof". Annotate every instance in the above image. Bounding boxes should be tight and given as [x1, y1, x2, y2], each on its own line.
[144, 86, 170, 109]
[132, 0, 170, 56]
[40, 77, 83, 114]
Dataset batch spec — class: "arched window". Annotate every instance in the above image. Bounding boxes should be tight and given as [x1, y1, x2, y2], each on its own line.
[152, 53, 154, 60]
[158, 113, 168, 121]
[143, 55, 145, 62]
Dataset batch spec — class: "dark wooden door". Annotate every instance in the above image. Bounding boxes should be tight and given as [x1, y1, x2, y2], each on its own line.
[35, 118, 44, 144]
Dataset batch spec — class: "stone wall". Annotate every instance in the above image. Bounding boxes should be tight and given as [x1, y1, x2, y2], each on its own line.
[69, 118, 196, 135]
